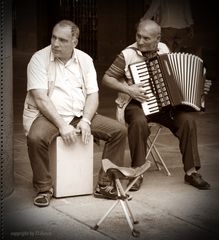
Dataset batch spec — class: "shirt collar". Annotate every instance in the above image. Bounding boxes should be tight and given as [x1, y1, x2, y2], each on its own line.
[128, 42, 159, 57]
[127, 42, 143, 56]
[72, 50, 79, 63]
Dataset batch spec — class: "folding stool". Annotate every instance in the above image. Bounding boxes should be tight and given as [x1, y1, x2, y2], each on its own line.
[92, 158, 151, 237]
[147, 123, 171, 176]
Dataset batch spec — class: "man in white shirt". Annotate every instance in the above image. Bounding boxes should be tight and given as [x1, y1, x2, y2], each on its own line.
[23, 20, 127, 207]
[143, 0, 194, 52]
[102, 18, 211, 192]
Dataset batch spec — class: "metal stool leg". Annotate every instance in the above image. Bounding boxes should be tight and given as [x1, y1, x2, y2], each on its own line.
[116, 178, 140, 237]
[92, 200, 120, 230]
[92, 177, 140, 237]
[147, 124, 171, 176]
[147, 126, 162, 169]
[151, 143, 171, 176]
[116, 179, 138, 225]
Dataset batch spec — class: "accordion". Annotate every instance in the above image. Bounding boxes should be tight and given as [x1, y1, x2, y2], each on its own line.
[129, 53, 206, 116]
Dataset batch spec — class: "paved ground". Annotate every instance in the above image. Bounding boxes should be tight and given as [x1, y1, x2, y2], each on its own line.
[4, 52, 219, 240]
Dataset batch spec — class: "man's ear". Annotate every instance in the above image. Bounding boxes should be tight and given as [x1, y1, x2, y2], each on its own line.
[157, 34, 161, 43]
[72, 38, 78, 47]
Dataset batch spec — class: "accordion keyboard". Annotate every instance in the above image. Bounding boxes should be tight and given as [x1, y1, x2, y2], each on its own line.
[129, 60, 171, 115]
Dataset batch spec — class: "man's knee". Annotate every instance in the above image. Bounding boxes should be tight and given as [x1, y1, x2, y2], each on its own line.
[179, 112, 196, 129]
[27, 131, 45, 147]
[129, 115, 147, 130]
[115, 123, 127, 140]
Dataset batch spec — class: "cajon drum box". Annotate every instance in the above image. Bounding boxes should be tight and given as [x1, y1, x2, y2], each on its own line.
[49, 135, 93, 198]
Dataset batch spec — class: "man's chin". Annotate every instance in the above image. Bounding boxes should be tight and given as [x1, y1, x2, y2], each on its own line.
[138, 47, 146, 52]
[139, 48, 156, 53]
[52, 50, 60, 56]
[53, 52, 59, 57]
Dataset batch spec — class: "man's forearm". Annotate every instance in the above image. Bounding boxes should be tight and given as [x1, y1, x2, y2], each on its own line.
[83, 92, 99, 121]
[30, 90, 67, 129]
[37, 98, 67, 128]
[102, 74, 131, 95]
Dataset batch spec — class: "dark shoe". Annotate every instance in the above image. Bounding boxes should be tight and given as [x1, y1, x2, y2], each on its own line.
[94, 184, 118, 200]
[128, 175, 144, 192]
[185, 173, 211, 190]
[33, 188, 53, 207]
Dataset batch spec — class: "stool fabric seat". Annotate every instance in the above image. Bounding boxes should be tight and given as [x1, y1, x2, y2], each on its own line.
[102, 158, 151, 178]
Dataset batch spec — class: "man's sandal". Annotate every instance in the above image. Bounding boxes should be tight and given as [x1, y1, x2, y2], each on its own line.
[33, 188, 53, 207]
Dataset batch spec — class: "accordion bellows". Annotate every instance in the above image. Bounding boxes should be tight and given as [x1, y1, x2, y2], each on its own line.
[129, 53, 205, 116]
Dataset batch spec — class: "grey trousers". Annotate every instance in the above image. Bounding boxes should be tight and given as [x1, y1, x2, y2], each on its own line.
[125, 100, 201, 172]
[27, 113, 127, 193]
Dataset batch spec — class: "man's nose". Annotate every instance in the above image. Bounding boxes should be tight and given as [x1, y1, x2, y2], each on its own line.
[138, 37, 144, 45]
[53, 39, 60, 47]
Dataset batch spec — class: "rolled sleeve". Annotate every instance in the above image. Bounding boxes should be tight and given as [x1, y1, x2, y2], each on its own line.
[84, 60, 99, 94]
[27, 53, 49, 91]
[105, 53, 126, 80]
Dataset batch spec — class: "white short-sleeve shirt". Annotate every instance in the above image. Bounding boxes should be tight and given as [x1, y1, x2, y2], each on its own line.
[27, 46, 98, 123]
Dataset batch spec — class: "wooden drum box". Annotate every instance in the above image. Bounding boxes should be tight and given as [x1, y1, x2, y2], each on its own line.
[49, 135, 93, 198]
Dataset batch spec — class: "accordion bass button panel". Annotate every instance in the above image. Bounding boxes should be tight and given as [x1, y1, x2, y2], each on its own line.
[148, 58, 171, 108]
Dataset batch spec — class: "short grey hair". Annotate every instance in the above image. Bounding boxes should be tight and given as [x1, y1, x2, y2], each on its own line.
[137, 18, 161, 37]
[54, 20, 80, 39]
